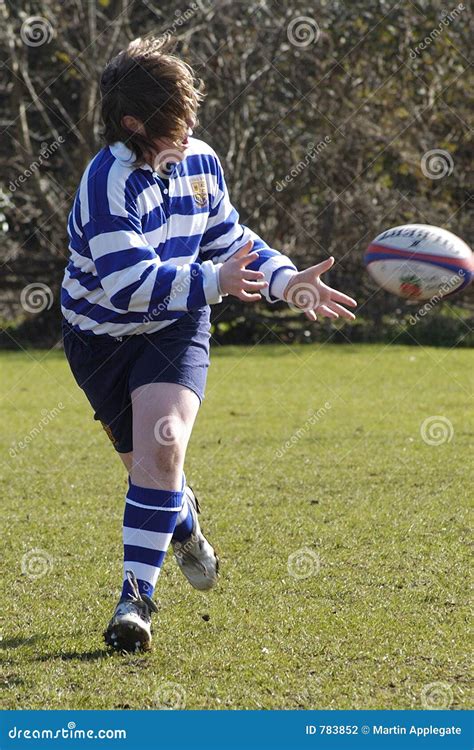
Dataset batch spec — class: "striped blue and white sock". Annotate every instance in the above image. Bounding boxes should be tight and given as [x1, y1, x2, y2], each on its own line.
[172, 489, 194, 542]
[121, 479, 184, 600]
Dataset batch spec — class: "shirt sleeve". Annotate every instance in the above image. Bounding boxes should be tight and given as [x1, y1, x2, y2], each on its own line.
[83, 198, 223, 315]
[200, 154, 297, 303]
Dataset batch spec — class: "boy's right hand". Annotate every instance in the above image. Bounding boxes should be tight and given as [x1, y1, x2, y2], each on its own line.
[218, 241, 268, 301]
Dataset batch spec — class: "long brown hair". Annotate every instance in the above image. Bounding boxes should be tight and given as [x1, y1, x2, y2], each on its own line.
[100, 37, 204, 165]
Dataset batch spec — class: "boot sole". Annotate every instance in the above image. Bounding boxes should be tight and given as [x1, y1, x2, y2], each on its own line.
[104, 620, 152, 653]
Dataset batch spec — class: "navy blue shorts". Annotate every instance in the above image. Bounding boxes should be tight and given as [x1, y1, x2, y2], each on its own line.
[62, 308, 211, 453]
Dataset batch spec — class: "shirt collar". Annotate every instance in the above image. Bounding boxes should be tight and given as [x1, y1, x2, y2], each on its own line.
[109, 142, 153, 171]
[109, 142, 185, 178]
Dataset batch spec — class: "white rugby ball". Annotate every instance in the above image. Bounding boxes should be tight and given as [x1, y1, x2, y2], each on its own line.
[364, 224, 473, 301]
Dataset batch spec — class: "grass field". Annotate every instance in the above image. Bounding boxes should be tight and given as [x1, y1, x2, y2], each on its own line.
[0, 342, 472, 710]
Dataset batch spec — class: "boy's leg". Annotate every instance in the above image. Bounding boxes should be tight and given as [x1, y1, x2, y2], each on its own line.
[139, 385, 220, 592]
[122, 382, 200, 597]
[118, 452, 133, 473]
[130, 382, 198, 489]
[118, 451, 193, 541]
[117, 464, 218, 590]
[105, 383, 199, 651]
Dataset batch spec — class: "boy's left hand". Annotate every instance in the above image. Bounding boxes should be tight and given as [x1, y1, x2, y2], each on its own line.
[283, 256, 357, 322]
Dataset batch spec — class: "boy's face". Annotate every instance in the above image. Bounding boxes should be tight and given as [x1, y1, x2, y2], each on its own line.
[154, 119, 194, 159]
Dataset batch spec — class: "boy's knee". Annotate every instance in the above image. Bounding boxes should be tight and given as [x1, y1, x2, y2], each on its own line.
[132, 440, 184, 488]
[153, 415, 185, 449]
[155, 442, 183, 475]
[131, 414, 188, 487]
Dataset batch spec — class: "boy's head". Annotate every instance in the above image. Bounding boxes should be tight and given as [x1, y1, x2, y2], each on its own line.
[100, 37, 203, 165]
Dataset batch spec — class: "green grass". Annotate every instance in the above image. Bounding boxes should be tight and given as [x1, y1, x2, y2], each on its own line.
[0, 343, 472, 710]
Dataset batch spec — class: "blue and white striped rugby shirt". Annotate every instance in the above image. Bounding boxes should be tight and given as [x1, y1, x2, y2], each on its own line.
[61, 138, 297, 336]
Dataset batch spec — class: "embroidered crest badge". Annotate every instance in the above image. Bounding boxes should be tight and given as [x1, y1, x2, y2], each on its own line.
[190, 176, 208, 207]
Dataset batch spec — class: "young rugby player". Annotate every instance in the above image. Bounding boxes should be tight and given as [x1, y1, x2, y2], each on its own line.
[61, 37, 357, 652]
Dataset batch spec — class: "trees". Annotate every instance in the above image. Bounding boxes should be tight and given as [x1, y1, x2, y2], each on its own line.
[0, 0, 471, 346]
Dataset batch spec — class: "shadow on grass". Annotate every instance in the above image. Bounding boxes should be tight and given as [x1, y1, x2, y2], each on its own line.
[1, 636, 110, 664]
[35, 649, 108, 663]
[0, 635, 46, 650]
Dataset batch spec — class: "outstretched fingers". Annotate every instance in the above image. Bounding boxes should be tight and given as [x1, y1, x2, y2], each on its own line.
[310, 256, 335, 276]
[240, 251, 260, 267]
[231, 241, 261, 268]
[317, 304, 339, 319]
[326, 286, 357, 308]
[232, 240, 254, 259]
[239, 290, 263, 302]
[326, 300, 356, 320]
[242, 269, 265, 280]
[242, 279, 268, 292]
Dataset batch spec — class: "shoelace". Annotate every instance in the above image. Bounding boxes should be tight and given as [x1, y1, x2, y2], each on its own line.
[125, 570, 158, 614]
